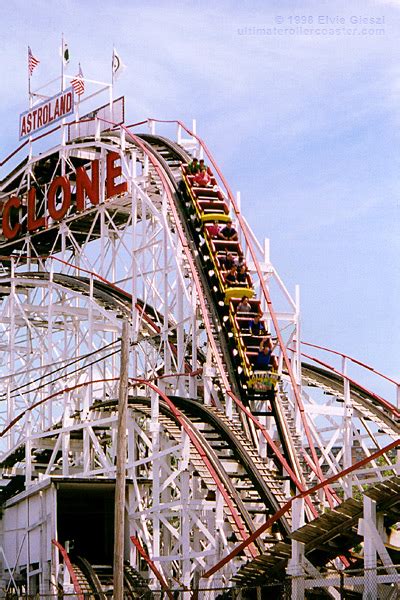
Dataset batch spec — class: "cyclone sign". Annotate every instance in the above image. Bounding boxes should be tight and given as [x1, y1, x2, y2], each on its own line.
[19, 87, 75, 140]
[1, 151, 127, 241]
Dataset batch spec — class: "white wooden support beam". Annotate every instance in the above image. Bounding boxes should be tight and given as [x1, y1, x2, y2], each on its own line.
[181, 469, 191, 598]
[303, 558, 341, 600]
[359, 496, 378, 600]
[342, 356, 353, 498]
[358, 513, 397, 576]
[287, 498, 305, 599]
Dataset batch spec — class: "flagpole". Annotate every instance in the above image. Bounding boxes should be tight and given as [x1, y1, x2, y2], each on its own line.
[61, 33, 66, 147]
[61, 33, 64, 92]
[27, 46, 33, 160]
[28, 46, 32, 107]
[76, 63, 81, 122]
[112, 45, 115, 86]
[110, 46, 115, 118]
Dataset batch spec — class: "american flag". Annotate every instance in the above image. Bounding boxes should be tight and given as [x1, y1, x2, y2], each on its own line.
[28, 47, 40, 76]
[71, 64, 85, 96]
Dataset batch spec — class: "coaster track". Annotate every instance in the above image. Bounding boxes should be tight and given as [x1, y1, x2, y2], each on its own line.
[0, 122, 398, 595]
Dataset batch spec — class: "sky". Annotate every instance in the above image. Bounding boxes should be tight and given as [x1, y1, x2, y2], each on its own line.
[0, 0, 399, 401]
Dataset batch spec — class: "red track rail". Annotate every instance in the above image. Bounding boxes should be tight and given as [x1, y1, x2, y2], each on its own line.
[51, 539, 84, 600]
[130, 535, 174, 600]
[131, 378, 259, 557]
[302, 341, 399, 387]
[301, 351, 400, 420]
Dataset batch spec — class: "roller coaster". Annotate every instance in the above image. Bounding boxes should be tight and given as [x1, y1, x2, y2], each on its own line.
[0, 95, 399, 598]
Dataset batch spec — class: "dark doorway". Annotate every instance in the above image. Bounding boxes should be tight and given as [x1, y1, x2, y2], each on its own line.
[57, 482, 115, 564]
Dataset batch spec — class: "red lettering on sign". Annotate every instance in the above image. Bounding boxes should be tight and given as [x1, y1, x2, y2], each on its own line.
[43, 104, 49, 125]
[48, 176, 71, 221]
[76, 160, 100, 211]
[2, 197, 21, 240]
[54, 98, 60, 120]
[47, 103, 53, 123]
[20, 116, 27, 138]
[106, 151, 127, 198]
[27, 187, 46, 231]
[60, 95, 66, 115]
[37, 107, 43, 128]
[3, 151, 128, 240]
[65, 92, 72, 113]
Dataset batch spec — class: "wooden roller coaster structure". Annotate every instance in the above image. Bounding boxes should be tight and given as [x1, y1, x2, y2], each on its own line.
[0, 99, 399, 598]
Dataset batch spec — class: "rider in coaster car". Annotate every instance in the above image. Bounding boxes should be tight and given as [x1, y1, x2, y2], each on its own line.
[254, 336, 278, 370]
[236, 263, 249, 285]
[236, 295, 253, 314]
[220, 251, 236, 270]
[206, 221, 222, 239]
[219, 219, 238, 241]
[187, 157, 200, 175]
[199, 159, 212, 175]
[249, 313, 266, 336]
[225, 266, 238, 286]
[193, 166, 212, 187]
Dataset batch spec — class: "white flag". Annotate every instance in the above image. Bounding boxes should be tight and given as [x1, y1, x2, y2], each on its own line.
[60, 40, 70, 66]
[112, 48, 126, 80]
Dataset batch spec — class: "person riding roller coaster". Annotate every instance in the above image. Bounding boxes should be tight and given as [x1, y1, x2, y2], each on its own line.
[219, 220, 238, 241]
[207, 221, 222, 239]
[225, 265, 238, 286]
[236, 263, 249, 285]
[249, 312, 266, 336]
[199, 158, 212, 174]
[236, 295, 253, 314]
[193, 166, 212, 187]
[187, 157, 200, 175]
[254, 336, 278, 371]
[220, 251, 236, 270]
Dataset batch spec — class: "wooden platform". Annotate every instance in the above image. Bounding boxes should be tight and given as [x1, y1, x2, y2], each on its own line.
[232, 475, 400, 584]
